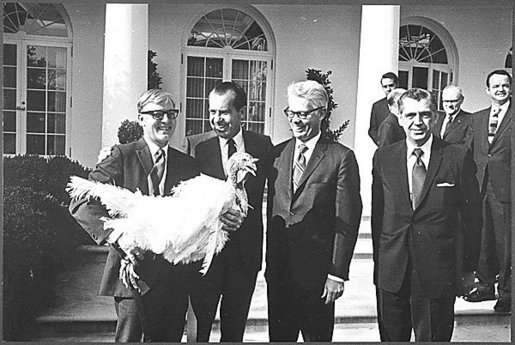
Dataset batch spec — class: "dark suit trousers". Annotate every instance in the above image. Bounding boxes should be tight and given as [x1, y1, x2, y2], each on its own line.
[378, 259, 455, 342]
[267, 272, 334, 342]
[190, 242, 258, 342]
[139, 258, 191, 342]
[477, 180, 512, 299]
[114, 297, 143, 342]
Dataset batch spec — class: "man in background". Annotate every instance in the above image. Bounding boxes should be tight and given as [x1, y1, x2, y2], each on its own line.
[369, 72, 399, 145]
[377, 88, 406, 148]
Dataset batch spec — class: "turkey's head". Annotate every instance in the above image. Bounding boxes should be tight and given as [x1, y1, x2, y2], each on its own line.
[227, 152, 258, 188]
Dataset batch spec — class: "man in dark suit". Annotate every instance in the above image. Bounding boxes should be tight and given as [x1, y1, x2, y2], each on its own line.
[371, 88, 481, 341]
[189, 81, 273, 342]
[266, 80, 362, 342]
[369, 72, 399, 145]
[431, 85, 472, 146]
[377, 88, 406, 148]
[464, 70, 512, 313]
[69, 89, 200, 342]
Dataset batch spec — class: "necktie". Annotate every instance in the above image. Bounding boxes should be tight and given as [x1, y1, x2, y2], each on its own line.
[411, 148, 426, 209]
[442, 114, 453, 137]
[293, 143, 308, 193]
[488, 107, 500, 144]
[227, 138, 237, 159]
[149, 148, 165, 196]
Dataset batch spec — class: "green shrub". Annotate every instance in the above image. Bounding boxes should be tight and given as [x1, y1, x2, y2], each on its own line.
[118, 119, 143, 144]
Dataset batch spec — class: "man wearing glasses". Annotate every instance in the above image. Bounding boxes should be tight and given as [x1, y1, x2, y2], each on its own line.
[266, 80, 362, 341]
[431, 85, 472, 146]
[70, 89, 200, 342]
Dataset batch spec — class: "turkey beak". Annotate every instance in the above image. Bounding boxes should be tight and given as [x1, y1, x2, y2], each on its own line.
[247, 158, 258, 176]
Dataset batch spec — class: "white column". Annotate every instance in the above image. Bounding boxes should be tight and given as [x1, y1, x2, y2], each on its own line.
[355, 5, 399, 218]
[102, 4, 148, 147]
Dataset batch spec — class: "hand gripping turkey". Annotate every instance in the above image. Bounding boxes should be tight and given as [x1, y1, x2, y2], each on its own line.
[67, 152, 258, 283]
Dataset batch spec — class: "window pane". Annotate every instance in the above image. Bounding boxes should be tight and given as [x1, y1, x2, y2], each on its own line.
[187, 57, 204, 77]
[249, 82, 266, 101]
[47, 113, 66, 133]
[399, 71, 409, 89]
[27, 90, 46, 111]
[248, 122, 264, 133]
[248, 102, 265, 122]
[47, 47, 67, 68]
[186, 119, 204, 136]
[48, 91, 66, 112]
[205, 78, 222, 97]
[432, 70, 439, 90]
[3, 44, 17, 66]
[27, 112, 46, 133]
[186, 77, 203, 97]
[27, 68, 47, 89]
[206, 58, 223, 78]
[27, 45, 47, 67]
[3, 111, 16, 132]
[412, 67, 428, 89]
[47, 135, 65, 155]
[440, 72, 448, 90]
[4, 133, 16, 154]
[4, 66, 16, 88]
[3, 89, 16, 109]
[232, 60, 249, 80]
[48, 69, 66, 90]
[26, 134, 46, 154]
[186, 99, 204, 119]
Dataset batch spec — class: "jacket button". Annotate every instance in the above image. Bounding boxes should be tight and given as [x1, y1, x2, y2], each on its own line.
[290, 211, 295, 216]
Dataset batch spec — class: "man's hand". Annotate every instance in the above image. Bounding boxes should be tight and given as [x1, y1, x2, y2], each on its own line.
[459, 271, 476, 297]
[220, 208, 244, 232]
[321, 278, 344, 304]
[119, 259, 142, 293]
[97, 146, 113, 164]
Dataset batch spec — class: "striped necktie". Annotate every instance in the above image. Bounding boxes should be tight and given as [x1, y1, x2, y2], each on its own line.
[411, 148, 426, 209]
[149, 148, 165, 196]
[488, 107, 500, 144]
[293, 143, 308, 193]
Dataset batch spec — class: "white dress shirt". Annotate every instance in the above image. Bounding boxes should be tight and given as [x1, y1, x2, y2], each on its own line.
[490, 99, 510, 128]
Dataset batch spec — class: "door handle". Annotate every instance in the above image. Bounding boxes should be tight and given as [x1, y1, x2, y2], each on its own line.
[16, 105, 26, 110]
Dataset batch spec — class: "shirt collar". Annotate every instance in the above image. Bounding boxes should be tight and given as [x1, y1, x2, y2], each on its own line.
[219, 128, 244, 149]
[406, 134, 433, 159]
[144, 138, 168, 162]
[493, 100, 510, 114]
[295, 131, 322, 151]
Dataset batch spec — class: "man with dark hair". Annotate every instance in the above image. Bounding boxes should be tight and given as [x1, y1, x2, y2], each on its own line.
[190, 81, 273, 341]
[369, 72, 399, 145]
[70, 89, 200, 342]
[431, 85, 472, 146]
[372, 88, 481, 341]
[464, 69, 512, 313]
[266, 80, 362, 341]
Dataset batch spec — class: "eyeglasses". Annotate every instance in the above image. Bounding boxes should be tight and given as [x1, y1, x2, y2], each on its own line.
[283, 106, 326, 119]
[140, 109, 179, 120]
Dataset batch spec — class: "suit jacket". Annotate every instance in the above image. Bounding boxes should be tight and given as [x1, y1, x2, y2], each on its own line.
[371, 138, 481, 298]
[471, 103, 512, 203]
[195, 130, 273, 272]
[266, 137, 362, 290]
[432, 109, 473, 146]
[69, 138, 200, 297]
[369, 97, 391, 145]
[377, 113, 406, 148]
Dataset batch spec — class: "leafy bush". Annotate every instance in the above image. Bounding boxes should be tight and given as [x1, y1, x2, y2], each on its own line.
[2, 155, 93, 340]
[118, 119, 143, 144]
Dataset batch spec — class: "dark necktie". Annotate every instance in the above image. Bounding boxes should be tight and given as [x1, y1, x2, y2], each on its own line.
[149, 148, 165, 196]
[227, 138, 237, 158]
[488, 107, 500, 144]
[411, 148, 426, 209]
[293, 143, 308, 193]
[443, 114, 453, 137]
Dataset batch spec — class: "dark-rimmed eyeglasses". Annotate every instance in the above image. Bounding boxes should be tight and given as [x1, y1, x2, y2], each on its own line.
[283, 106, 326, 119]
[140, 109, 179, 120]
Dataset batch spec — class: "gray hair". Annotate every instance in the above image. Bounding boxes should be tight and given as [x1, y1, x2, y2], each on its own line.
[287, 80, 328, 109]
[137, 89, 176, 113]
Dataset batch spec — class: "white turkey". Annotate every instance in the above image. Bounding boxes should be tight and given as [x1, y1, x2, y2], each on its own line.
[67, 152, 258, 275]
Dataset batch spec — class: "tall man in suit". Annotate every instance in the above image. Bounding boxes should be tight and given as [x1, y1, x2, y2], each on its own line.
[431, 85, 472, 146]
[189, 82, 273, 341]
[69, 89, 200, 342]
[464, 70, 512, 313]
[371, 88, 481, 341]
[369, 72, 399, 145]
[266, 80, 362, 341]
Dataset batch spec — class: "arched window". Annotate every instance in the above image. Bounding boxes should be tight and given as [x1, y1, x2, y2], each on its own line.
[3, 3, 72, 155]
[183, 6, 275, 136]
[398, 18, 458, 110]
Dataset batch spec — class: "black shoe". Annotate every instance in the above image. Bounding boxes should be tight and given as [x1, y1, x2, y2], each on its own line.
[494, 298, 511, 313]
[463, 287, 496, 302]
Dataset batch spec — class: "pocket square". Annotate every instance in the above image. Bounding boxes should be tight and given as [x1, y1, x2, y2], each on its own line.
[436, 182, 455, 187]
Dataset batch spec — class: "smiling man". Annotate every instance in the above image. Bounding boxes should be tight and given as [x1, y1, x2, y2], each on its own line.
[371, 88, 481, 342]
[266, 80, 362, 342]
[464, 70, 512, 313]
[70, 89, 200, 342]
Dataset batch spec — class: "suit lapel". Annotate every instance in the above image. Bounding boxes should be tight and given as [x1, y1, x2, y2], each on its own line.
[388, 143, 411, 211]
[164, 147, 180, 194]
[478, 108, 490, 154]
[444, 111, 463, 138]
[135, 138, 153, 195]
[204, 137, 226, 180]
[279, 139, 296, 202]
[435, 112, 445, 138]
[491, 104, 511, 146]
[415, 139, 444, 211]
[294, 140, 326, 196]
